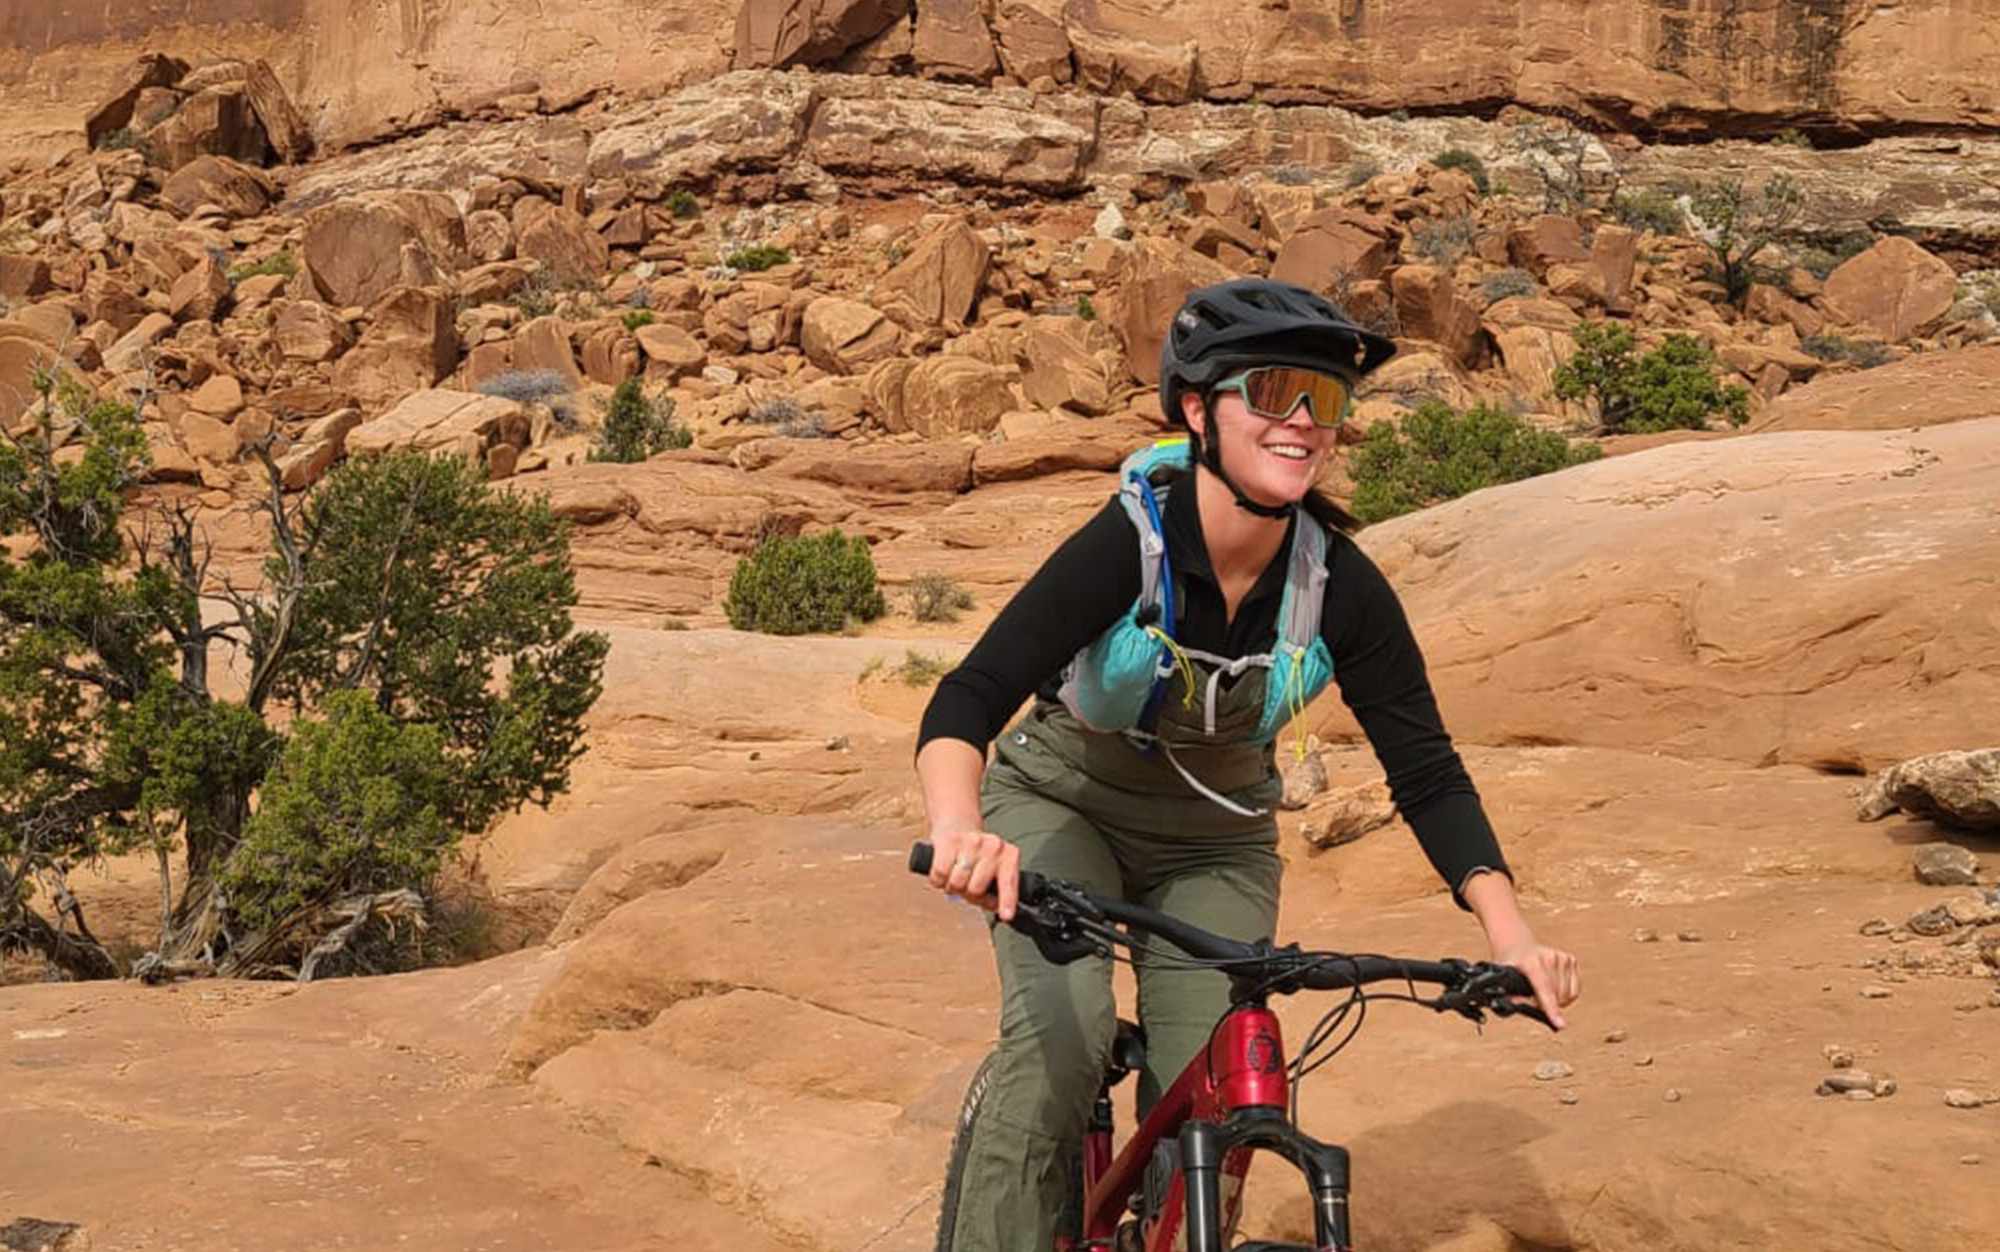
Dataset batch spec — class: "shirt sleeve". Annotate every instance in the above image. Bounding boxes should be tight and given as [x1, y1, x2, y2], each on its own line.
[917, 499, 1143, 753]
[1320, 532, 1511, 908]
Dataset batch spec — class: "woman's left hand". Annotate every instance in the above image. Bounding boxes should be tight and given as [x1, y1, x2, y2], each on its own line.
[1491, 941, 1581, 1031]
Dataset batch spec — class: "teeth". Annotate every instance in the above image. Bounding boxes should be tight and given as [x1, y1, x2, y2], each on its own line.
[1267, 446, 1309, 460]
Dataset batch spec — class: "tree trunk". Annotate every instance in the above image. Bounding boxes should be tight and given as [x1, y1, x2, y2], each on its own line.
[2, 902, 120, 980]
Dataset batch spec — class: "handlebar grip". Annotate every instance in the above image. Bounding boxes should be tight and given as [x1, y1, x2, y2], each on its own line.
[908, 841, 1046, 907]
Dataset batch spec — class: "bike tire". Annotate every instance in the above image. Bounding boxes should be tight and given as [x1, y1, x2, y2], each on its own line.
[934, 1051, 1085, 1252]
[934, 1052, 999, 1252]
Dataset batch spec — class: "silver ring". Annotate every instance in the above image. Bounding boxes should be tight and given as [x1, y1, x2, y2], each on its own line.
[953, 854, 975, 872]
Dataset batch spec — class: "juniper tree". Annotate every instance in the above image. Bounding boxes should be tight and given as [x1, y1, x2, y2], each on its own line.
[0, 370, 607, 981]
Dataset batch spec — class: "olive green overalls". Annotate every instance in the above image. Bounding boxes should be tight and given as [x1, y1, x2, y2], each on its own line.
[946, 652, 1288, 1252]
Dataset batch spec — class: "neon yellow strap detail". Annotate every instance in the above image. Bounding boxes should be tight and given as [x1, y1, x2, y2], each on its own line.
[1144, 625, 1200, 710]
[1284, 644, 1310, 761]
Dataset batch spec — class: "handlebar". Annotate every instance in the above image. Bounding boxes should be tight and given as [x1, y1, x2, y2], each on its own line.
[908, 841, 1551, 1029]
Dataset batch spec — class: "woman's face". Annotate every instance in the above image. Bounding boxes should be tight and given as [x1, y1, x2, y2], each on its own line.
[1182, 386, 1339, 509]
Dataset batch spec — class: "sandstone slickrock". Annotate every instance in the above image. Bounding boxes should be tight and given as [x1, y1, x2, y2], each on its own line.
[1751, 346, 2000, 433]
[1317, 417, 2000, 771]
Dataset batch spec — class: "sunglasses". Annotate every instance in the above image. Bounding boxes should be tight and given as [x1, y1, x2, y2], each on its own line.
[1211, 367, 1353, 428]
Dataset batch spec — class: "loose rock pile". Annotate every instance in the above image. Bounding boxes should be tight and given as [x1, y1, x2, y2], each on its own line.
[6, 57, 2000, 525]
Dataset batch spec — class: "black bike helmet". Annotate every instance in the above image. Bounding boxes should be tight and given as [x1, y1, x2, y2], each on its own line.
[1159, 278, 1396, 429]
[1158, 278, 1397, 517]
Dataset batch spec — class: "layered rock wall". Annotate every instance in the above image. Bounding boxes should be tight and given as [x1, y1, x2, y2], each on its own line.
[6, 2, 2000, 167]
[0, 0, 735, 165]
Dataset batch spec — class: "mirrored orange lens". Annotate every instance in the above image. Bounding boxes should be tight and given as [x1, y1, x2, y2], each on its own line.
[1237, 367, 1351, 427]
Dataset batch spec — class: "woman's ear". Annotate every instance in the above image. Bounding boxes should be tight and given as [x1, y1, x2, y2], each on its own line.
[1179, 389, 1207, 438]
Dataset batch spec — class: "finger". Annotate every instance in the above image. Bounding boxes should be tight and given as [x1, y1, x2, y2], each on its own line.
[996, 842, 1021, 923]
[1525, 961, 1566, 1031]
[964, 850, 997, 901]
[927, 834, 964, 890]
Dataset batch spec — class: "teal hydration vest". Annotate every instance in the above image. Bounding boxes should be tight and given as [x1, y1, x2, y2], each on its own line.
[1057, 439, 1337, 801]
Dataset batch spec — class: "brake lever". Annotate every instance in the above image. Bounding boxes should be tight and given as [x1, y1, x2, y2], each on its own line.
[1488, 996, 1556, 1030]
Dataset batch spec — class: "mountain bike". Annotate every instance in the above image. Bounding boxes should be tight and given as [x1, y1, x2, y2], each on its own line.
[908, 842, 1553, 1252]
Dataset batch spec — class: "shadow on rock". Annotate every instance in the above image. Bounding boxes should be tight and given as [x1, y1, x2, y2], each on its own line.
[1259, 1099, 1573, 1252]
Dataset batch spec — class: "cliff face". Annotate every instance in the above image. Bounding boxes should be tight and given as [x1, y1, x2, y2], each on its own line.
[0, 0, 735, 164]
[4, 1, 1999, 165]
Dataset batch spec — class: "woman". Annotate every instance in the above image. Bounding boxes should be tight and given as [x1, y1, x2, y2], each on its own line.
[915, 278, 1579, 1250]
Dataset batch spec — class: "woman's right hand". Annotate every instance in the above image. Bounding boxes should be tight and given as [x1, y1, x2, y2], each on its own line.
[925, 827, 1022, 922]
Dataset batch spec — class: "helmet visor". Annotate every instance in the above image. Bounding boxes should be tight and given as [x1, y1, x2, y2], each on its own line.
[1212, 367, 1353, 429]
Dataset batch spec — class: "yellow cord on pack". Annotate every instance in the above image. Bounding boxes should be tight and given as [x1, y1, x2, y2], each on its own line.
[1282, 645, 1310, 761]
[1144, 625, 1200, 710]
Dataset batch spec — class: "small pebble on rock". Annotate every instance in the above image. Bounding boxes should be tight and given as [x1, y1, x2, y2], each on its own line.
[1846, 1089, 1876, 1101]
[1635, 1054, 1654, 1067]
[1663, 1088, 1684, 1103]
[1604, 1028, 1629, 1044]
[1945, 1088, 1996, 1109]
[1534, 1060, 1574, 1081]
[1677, 929, 1702, 942]
[1816, 1071, 1875, 1095]
[1633, 928, 1659, 943]
[1962, 1154, 1983, 1165]
[1823, 1045, 1855, 1068]
[1858, 918, 1892, 936]
[1874, 1078, 1897, 1097]
[1860, 985, 1893, 999]
[1558, 1089, 1579, 1105]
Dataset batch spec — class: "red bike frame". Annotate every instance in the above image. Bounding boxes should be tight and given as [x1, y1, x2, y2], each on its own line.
[1068, 1006, 1352, 1252]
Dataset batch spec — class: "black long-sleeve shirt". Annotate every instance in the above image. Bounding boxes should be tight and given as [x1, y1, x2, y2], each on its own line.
[917, 480, 1508, 904]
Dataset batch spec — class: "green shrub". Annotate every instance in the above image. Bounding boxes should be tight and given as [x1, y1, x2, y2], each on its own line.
[227, 249, 298, 284]
[1431, 148, 1490, 194]
[1552, 321, 1751, 433]
[621, 309, 655, 330]
[1411, 214, 1473, 267]
[1481, 268, 1539, 306]
[725, 244, 792, 272]
[1350, 401, 1603, 523]
[1075, 293, 1098, 322]
[217, 690, 453, 932]
[1343, 159, 1382, 190]
[1611, 190, 1685, 236]
[908, 572, 974, 623]
[96, 127, 153, 161]
[725, 530, 886, 635]
[590, 378, 689, 462]
[666, 189, 700, 218]
[1771, 126, 1814, 149]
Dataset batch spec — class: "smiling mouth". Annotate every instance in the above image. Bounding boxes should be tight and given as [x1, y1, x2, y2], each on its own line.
[1264, 444, 1312, 460]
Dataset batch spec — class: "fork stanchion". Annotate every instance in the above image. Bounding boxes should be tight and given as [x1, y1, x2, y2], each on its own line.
[1179, 1119, 1224, 1252]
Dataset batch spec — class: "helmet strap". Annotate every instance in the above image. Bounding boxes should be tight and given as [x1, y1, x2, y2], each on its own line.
[1192, 406, 1296, 521]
